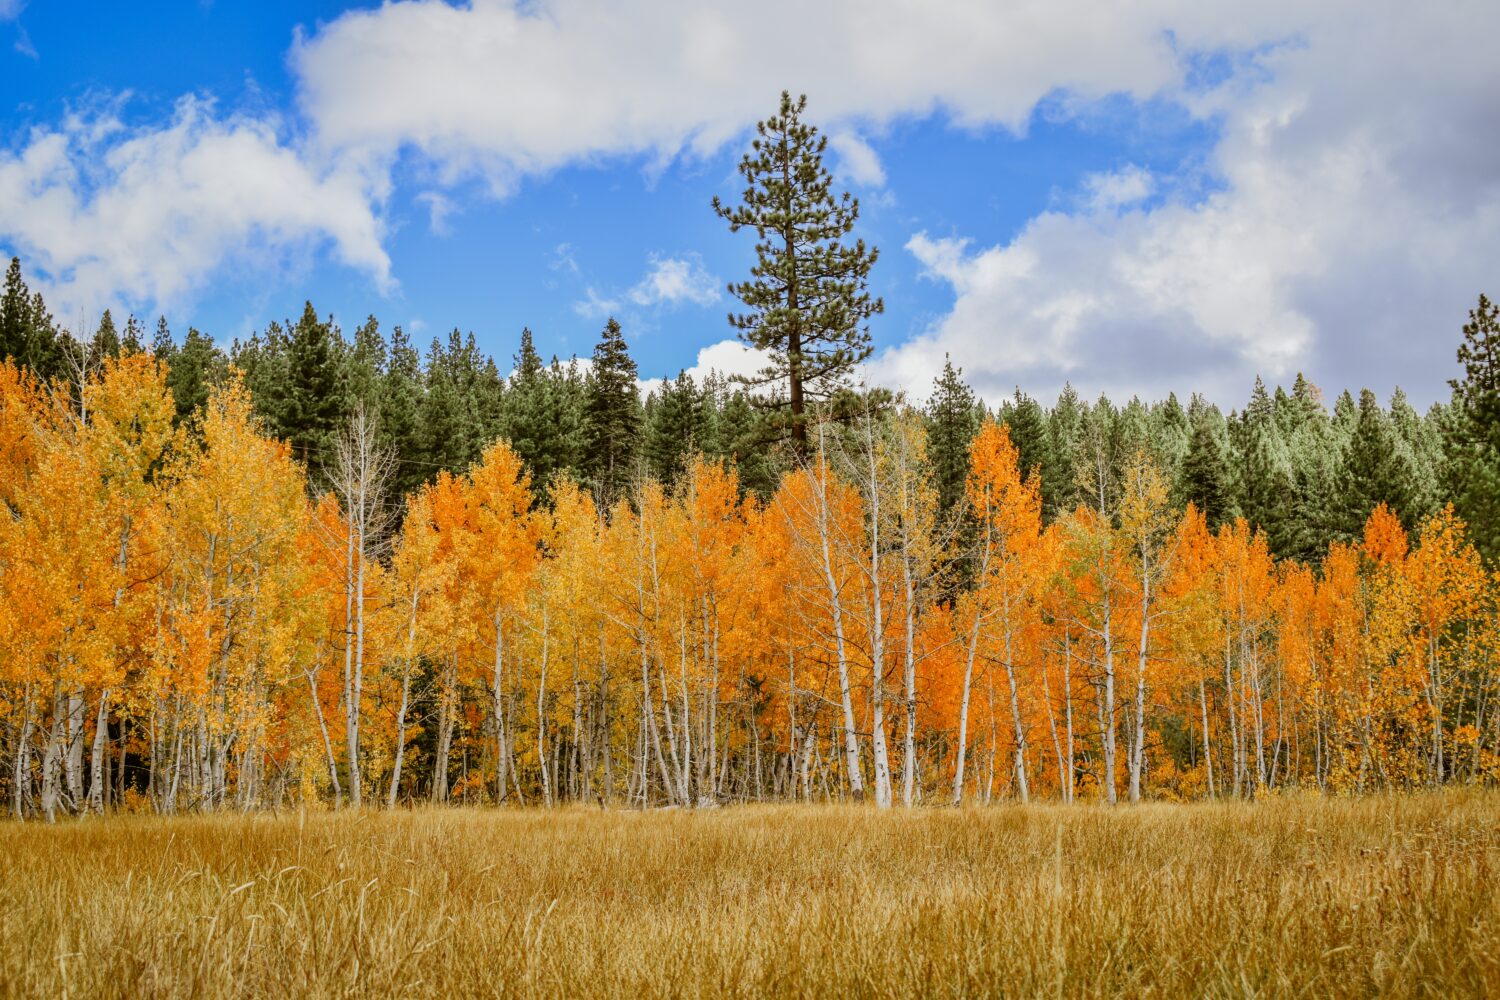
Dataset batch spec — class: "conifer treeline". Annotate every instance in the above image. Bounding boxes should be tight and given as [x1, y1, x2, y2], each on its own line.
[3, 256, 1500, 816]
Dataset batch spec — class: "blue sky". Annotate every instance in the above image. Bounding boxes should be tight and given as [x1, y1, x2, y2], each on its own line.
[3, 1, 1497, 407]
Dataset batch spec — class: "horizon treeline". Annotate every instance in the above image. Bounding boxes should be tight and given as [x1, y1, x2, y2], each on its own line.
[4, 255, 1491, 558]
[4, 251, 1500, 817]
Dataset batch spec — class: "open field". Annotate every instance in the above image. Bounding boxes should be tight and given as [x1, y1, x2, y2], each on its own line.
[1, 794, 1497, 998]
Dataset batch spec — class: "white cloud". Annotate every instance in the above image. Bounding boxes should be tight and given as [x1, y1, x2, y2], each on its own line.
[1082, 165, 1154, 212]
[829, 131, 886, 188]
[572, 287, 620, 320]
[291, 0, 1287, 180]
[868, 1, 1500, 407]
[414, 190, 453, 235]
[628, 254, 720, 308]
[0, 96, 389, 324]
[642, 338, 771, 394]
[0, 1, 25, 22]
[574, 253, 720, 318]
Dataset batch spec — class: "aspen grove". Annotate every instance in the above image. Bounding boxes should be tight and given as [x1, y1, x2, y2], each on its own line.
[4, 341, 1500, 818]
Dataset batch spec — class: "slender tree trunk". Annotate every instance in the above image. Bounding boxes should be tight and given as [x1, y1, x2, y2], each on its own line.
[1041, 650, 1066, 802]
[307, 669, 342, 806]
[901, 558, 919, 808]
[431, 655, 456, 804]
[87, 688, 111, 813]
[952, 615, 983, 806]
[537, 609, 552, 808]
[814, 443, 864, 801]
[41, 690, 64, 822]
[1001, 609, 1029, 804]
[64, 688, 85, 809]
[1129, 578, 1150, 803]
[1100, 593, 1118, 806]
[12, 693, 32, 819]
[1063, 630, 1075, 804]
[388, 661, 413, 809]
[1199, 679, 1216, 799]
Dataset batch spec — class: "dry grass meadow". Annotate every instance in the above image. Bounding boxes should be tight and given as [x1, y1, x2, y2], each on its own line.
[1, 793, 1497, 998]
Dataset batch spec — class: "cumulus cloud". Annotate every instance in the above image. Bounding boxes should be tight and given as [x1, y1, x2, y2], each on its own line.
[414, 190, 454, 235]
[828, 131, 886, 188]
[575, 253, 720, 319]
[290, 0, 1292, 179]
[868, 1, 1500, 407]
[641, 338, 771, 394]
[628, 254, 720, 308]
[0, 96, 389, 324]
[1082, 165, 1154, 212]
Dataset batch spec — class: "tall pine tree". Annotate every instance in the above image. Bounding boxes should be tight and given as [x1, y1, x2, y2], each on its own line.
[583, 318, 642, 503]
[926, 356, 981, 516]
[282, 302, 346, 470]
[713, 91, 882, 455]
[1446, 292, 1500, 563]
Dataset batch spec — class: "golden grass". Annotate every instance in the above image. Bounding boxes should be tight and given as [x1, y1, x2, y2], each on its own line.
[0, 793, 1496, 998]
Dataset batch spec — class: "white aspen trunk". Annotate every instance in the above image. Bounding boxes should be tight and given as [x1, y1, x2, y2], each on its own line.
[1100, 589, 1118, 806]
[1224, 622, 1241, 797]
[641, 641, 674, 802]
[711, 608, 722, 800]
[656, 655, 684, 795]
[538, 608, 552, 808]
[1429, 630, 1444, 784]
[341, 512, 357, 806]
[1001, 604, 1029, 804]
[306, 668, 342, 806]
[1128, 566, 1150, 803]
[814, 443, 864, 801]
[1199, 679, 1215, 799]
[165, 723, 183, 815]
[41, 694, 63, 822]
[12, 693, 32, 819]
[677, 612, 692, 804]
[901, 555, 919, 808]
[431, 655, 456, 804]
[87, 688, 111, 813]
[64, 689, 85, 809]
[350, 505, 367, 809]
[388, 660, 414, 809]
[332, 405, 391, 810]
[1040, 653, 1066, 803]
[865, 433, 893, 809]
[600, 625, 613, 803]
[951, 615, 982, 806]
[493, 615, 508, 803]
[800, 722, 819, 801]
